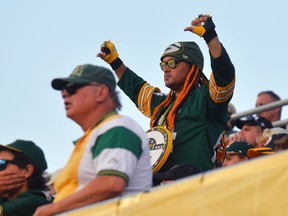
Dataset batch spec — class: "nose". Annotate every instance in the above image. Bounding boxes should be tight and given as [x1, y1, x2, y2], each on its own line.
[163, 65, 170, 73]
[61, 88, 69, 98]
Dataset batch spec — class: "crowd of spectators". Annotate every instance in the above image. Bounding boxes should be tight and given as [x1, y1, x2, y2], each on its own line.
[1, 12, 287, 215]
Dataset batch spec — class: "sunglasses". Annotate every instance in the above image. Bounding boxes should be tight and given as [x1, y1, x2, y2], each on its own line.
[62, 83, 101, 95]
[160, 59, 182, 71]
[0, 159, 21, 171]
[242, 114, 257, 121]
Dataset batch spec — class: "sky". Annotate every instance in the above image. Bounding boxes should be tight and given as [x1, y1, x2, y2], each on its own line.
[1, 1, 287, 172]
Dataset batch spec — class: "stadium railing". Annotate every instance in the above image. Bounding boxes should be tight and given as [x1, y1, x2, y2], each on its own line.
[230, 98, 288, 129]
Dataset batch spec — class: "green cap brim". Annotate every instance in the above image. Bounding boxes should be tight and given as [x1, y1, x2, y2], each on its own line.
[51, 77, 93, 90]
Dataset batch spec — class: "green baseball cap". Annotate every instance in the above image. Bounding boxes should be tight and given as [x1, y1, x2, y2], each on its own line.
[0, 140, 47, 173]
[52, 64, 116, 91]
[226, 141, 253, 157]
[160, 41, 204, 71]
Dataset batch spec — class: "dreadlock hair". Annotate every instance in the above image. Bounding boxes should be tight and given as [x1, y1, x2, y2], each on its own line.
[150, 64, 208, 130]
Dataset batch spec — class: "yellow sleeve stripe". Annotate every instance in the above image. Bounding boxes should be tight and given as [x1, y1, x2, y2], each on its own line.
[137, 83, 161, 117]
[209, 73, 236, 103]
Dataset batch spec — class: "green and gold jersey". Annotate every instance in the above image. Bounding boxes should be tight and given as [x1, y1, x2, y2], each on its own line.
[118, 45, 235, 172]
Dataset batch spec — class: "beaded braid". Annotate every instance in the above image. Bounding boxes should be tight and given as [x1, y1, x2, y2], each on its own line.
[150, 64, 203, 130]
[214, 131, 227, 167]
[149, 91, 173, 128]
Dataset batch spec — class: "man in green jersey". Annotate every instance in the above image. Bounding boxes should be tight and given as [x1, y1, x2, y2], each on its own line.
[98, 14, 235, 174]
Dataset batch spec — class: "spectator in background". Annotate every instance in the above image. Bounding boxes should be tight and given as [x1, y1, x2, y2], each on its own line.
[247, 127, 288, 158]
[246, 127, 288, 160]
[0, 139, 52, 216]
[227, 114, 272, 147]
[34, 64, 152, 216]
[222, 141, 253, 167]
[256, 127, 288, 149]
[256, 90, 281, 122]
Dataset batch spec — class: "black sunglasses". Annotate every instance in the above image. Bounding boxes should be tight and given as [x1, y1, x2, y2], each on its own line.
[62, 83, 101, 95]
[0, 159, 21, 171]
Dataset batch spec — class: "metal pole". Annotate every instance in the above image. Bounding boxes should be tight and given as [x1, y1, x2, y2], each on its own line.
[230, 99, 288, 121]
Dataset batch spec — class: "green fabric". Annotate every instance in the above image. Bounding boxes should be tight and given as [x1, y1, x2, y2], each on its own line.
[92, 127, 142, 159]
[98, 169, 129, 182]
[118, 45, 235, 172]
[0, 189, 53, 216]
[226, 141, 253, 157]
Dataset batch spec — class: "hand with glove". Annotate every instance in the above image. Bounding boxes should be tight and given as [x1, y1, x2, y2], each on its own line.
[184, 14, 217, 44]
[97, 40, 123, 70]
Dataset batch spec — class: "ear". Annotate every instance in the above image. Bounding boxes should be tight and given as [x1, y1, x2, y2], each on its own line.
[22, 164, 34, 179]
[275, 107, 281, 114]
[95, 85, 110, 102]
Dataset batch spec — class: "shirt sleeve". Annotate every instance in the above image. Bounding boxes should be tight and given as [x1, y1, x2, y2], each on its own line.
[208, 44, 236, 104]
[91, 127, 143, 183]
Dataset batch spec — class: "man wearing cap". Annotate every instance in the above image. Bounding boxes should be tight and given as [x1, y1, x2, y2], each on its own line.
[222, 141, 253, 167]
[230, 114, 273, 147]
[97, 14, 235, 174]
[34, 64, 152, 215]
[0, 139, 52, 216]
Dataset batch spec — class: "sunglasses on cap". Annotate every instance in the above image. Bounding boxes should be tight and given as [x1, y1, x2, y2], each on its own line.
[160, 59, 182, 71]
[242, 114, 257, 121]
[0, 159, 22, 171]
[62, 83, 101, 95]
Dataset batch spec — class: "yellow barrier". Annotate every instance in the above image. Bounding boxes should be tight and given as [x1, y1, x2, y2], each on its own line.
[59, 150, 288, 216]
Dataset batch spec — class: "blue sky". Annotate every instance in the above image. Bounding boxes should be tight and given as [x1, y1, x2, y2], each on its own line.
[1, 1, 287, 172]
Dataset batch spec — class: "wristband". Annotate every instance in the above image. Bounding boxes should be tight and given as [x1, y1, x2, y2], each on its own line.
[203, 29, 218, 44]
[202, 16, 218, 43]
[110, 58, 123, 70]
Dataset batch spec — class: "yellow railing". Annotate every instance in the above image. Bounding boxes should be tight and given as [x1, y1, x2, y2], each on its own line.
[58, 150, 288, 216]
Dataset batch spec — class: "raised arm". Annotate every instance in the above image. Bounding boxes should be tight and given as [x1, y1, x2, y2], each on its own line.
[185, 14, 235, 107]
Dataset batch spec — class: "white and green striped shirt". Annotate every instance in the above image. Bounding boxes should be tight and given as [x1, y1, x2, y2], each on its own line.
[54, 112, 152, 202]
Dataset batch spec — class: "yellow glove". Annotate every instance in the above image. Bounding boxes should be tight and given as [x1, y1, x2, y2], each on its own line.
[192, 25, 206, 37]
[193, 14, 217, 43]
[101, 40, 119, 64]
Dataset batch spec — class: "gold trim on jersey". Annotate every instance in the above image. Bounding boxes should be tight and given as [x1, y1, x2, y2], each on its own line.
[137, 83, 161, 117]
[209, 73, 235, 103]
